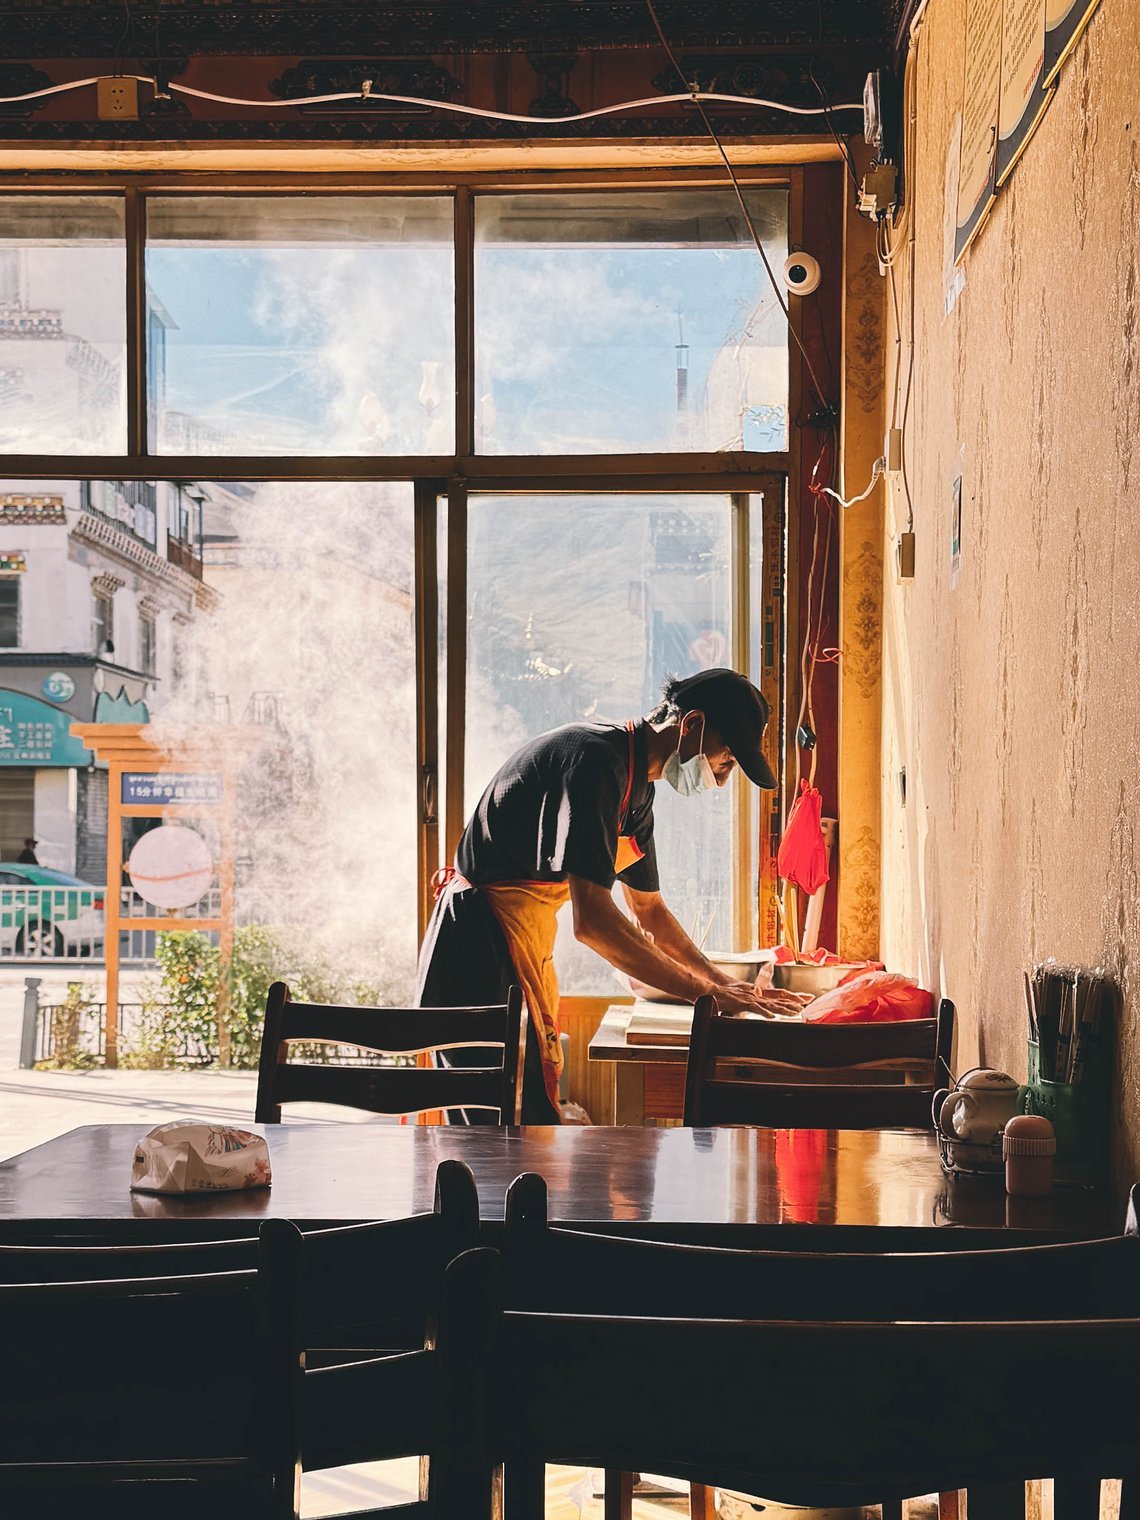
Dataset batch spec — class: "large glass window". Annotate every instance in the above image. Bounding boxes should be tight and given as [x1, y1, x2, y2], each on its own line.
[0, 579, 18, 648]
[474, 189, 789, 455]
[146, 197, 455, 456]
[465, 492, 743, 993]
[0, 196, 126, 454]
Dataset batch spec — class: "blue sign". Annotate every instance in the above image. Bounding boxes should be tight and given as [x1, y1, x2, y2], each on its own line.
[122, 772, 223, 806]
[0, 690, 92, 767]
[42, 671, 75, 704]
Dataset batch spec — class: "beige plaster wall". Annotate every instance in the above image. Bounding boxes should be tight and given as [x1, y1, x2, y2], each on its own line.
[880, 0, 1140, 1182]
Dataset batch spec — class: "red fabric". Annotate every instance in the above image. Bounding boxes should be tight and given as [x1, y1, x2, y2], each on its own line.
[803, 971, 934, 1024]
[777, 780, 829, 894]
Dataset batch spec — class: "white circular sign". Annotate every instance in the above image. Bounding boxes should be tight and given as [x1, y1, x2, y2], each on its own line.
[127, 824, 213, 910]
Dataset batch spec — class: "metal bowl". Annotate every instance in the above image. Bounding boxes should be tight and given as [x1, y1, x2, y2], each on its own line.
[705, 951, 771, 983]
[770, 963, 856, 996]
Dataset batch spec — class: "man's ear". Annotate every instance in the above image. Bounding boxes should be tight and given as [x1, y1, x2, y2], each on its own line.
[680, 708, 704, 736]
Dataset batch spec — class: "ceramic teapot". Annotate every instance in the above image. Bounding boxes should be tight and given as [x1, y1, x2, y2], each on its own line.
[934, 1068, 1021, 1147]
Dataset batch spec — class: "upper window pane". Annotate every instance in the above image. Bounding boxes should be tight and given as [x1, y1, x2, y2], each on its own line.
[474, 188, 789, 455]
[0, 197, 126, 454]
[146, 196, 455, 455]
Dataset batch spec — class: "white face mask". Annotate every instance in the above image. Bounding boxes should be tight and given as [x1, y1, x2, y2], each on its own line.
[663, 715, 716, 798]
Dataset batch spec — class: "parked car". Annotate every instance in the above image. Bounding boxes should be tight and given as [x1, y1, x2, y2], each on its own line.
[0, 863, 105, 958]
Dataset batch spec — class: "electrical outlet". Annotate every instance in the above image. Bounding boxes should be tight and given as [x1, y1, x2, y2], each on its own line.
[97, 78, 139, 120]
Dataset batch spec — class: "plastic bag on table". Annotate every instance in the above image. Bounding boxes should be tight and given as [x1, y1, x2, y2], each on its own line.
[802, 971, 934, 1024]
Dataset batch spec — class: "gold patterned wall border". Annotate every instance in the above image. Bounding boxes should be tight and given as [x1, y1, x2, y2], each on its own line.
[996, 575, 1016, 824]
[846, 249, 885, 415]
[842, 538, 882, 701]
[1062, 504, 1091, 815]
[1031, 291, 1053, 569]
[839, 822, 880, 961]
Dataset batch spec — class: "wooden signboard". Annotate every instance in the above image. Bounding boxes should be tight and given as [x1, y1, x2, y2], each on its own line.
[955, 0, 1003, 263]
[996, 0, 1053, 186]
[1044, 0, 1102, 86]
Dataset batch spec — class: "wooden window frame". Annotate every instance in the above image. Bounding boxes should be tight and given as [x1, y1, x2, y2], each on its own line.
[0, 165, 822, 953]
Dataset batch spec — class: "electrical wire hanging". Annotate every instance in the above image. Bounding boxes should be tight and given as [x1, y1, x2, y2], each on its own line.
[642, 0, 834, 415]
[0, 73, 862, 120]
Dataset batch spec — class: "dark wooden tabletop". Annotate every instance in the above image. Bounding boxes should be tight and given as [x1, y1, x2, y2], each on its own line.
[0, 1123, 1115, 1240]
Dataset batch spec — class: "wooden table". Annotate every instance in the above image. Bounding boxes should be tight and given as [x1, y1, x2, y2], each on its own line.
[0, 1122, 1114, 1242]
[588, 1003, 689, 1124]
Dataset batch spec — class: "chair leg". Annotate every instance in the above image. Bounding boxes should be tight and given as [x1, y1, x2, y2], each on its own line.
[690, 1482, 718, 1520]
[968, 1480, 1027, 1520]
[604, 1469, 634, 1520]
[1054, 1478, 1102, 1520]
[938, 1491, 963, 1520]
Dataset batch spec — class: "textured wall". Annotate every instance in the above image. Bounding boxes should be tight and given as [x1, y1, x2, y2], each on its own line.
[880, 0, 1140, 1184]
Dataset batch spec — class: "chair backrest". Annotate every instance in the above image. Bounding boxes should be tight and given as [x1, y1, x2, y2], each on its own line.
[682, 994, 954, 1128]
[502, 1172, 1140, 1322]
[255, 981, 526, 1123]
[0, 1158, 480, 1352]
[303, 1245, 499, 1520]
[491, 1292, 1140, 1508]
[0, 1217, 304, 1520]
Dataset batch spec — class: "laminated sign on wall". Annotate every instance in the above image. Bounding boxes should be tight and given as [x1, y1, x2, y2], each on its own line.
[996, 0, 1053, 186]
[1044, 0, 1103, 86]
[955, 0, 1002, 262]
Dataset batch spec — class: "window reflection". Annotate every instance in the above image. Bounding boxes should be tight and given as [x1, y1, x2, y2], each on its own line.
[0, 197, 126, 454]
[474, 188, 789, 455]
[146, 196, 455, 456]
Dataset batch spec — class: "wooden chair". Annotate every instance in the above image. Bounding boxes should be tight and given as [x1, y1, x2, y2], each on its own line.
[0, 1210, 498, 1520]
[255, 980, 526, 1123]
[0, 1157, 480, 1356]
[0, 1218, 305, 1520]
[682, 993, 954, 1128]
[502, 1173, 1140, 1520]
[497, 1179, 1140, 1520]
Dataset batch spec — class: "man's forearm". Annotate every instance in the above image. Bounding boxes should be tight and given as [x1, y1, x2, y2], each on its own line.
[636, 902, 731, 985]
[575, 895, 713, 1002]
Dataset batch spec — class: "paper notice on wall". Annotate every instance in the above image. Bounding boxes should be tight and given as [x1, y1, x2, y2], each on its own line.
[996, 0, 1052, 185]
[950, 474, 963, 590]
[955, 0, 1002, 263]
[1044, 0, 1101, 86]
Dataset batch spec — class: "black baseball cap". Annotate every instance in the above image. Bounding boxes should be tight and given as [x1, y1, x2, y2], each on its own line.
[667, 668, 778, 789]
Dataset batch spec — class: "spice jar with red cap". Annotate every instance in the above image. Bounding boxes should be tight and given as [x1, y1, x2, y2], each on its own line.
[1004, 1113, 1056, 1196]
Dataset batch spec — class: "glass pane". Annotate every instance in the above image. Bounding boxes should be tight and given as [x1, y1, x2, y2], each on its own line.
[475, 188, 788, 455]
[465, 493, 735, 995]
[0, 197, 126, 453]
[0, 475, 419, 1011]
[146, 196, 455, 455]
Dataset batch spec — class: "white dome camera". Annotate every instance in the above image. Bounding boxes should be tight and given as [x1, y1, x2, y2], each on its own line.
[782, 251, 822, 296]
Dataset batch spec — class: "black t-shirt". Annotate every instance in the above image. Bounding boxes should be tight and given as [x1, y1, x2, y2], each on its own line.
[456, 720, 659, 893]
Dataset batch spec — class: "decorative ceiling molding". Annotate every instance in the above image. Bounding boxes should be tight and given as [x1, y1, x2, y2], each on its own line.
[0, 1, 900, 57]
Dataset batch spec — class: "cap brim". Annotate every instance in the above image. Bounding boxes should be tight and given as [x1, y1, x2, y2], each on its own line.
[735, 746, 778, 789]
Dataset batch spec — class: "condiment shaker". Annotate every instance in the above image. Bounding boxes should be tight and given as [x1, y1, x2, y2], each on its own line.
[1003, 1113, 1056, 1196]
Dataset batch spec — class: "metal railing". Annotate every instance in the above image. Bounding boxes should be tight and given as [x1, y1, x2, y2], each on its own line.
[20, 983, 213, 1068]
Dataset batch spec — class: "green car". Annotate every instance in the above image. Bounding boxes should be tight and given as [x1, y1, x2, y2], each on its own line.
[0, 863, 106, 958]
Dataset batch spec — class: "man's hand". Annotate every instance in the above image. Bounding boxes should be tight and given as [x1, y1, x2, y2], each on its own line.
[715, 980, 813, 1018]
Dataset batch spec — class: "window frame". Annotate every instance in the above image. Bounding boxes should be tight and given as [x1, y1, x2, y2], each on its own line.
[0, 167, 804, 950]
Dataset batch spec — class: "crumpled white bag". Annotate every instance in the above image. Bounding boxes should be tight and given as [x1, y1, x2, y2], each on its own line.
[130, 1121, 272, 1195]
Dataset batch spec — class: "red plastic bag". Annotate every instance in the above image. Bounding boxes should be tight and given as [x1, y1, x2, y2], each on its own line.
[803, 971, 934, 1024]
[777, 780, 829, 895]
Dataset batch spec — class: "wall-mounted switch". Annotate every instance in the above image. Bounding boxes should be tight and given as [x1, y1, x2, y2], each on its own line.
[896, 530, 915, 580]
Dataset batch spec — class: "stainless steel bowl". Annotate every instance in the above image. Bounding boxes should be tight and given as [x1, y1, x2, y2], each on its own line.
[771, 963, 855, 995]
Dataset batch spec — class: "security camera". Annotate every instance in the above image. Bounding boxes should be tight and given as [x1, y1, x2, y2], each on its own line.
[782, 251, 822, 296]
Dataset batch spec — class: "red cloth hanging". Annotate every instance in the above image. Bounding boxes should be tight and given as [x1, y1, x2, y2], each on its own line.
[777, 779, 830, 895]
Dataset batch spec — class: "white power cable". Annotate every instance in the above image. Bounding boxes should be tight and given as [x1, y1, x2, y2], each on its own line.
[0, 74, 863, 120]
[818, 457, 885, 509]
